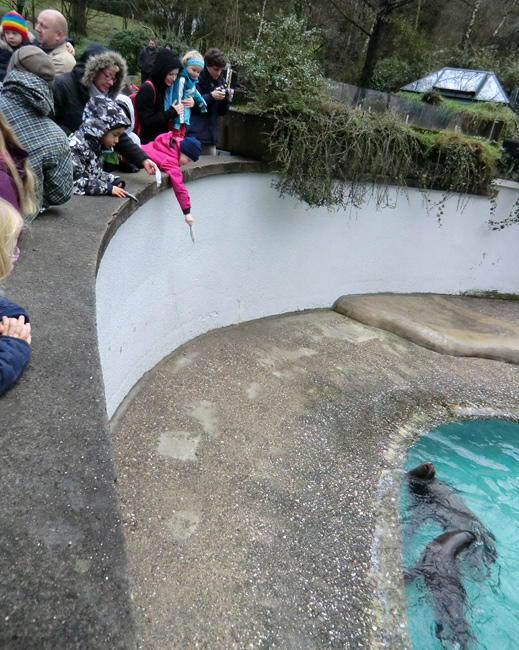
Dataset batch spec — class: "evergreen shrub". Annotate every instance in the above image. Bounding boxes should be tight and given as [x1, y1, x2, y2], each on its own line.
[237, 13, 327, 115]
[108, 28, 150, 74]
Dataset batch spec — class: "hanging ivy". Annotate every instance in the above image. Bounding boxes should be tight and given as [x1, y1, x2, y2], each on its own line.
[266, 101, 499, 212]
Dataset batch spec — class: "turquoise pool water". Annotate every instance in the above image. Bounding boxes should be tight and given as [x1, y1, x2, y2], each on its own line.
[401, 419, 519, 650]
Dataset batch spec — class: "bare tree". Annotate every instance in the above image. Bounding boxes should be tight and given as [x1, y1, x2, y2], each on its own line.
[459, 0, 481, 50]
[327, 0, 418, 88]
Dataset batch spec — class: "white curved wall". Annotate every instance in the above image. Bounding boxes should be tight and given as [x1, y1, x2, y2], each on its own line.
[96, 173, 519, 418]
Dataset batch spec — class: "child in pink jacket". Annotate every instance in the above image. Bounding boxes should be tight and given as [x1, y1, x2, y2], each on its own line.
[141, 134, 201, 226]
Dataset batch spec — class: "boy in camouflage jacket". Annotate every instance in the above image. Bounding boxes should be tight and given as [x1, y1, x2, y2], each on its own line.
[68, 95, 131, 197]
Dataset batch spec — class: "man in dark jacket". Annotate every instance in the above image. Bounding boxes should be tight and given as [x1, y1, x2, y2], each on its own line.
[137, 38, 157, 84]
[186, 48, 233, 155]
[53, 42, 158, 176]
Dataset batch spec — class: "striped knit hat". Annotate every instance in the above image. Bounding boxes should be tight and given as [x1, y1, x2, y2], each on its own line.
[2, 11, 28, 41]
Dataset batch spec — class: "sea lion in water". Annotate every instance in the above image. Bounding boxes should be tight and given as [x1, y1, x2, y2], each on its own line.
[404, 461, 497, 570]
[406, 530, 477, 650]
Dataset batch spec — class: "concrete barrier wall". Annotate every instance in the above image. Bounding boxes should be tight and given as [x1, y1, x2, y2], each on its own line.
[96, 173, 519, 418]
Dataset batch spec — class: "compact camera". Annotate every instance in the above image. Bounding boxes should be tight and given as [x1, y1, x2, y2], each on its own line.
[217, 85, 233, 102]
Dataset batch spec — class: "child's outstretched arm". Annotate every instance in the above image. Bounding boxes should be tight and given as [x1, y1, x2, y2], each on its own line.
[160, 155, 193, 223]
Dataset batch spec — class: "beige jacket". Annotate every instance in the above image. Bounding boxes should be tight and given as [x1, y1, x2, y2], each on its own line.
[48, 41, 75, 75]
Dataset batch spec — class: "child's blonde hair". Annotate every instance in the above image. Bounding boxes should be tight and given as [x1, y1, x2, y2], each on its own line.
[0, 197, 24, 280]
[182, 50, 204, 67]
[0, 110, 36, 217]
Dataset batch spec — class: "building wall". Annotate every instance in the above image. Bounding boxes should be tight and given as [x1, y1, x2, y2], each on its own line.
[96, 173, 519, 418]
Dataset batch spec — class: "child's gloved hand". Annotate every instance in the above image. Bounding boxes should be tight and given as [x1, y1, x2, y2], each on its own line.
[185, 213, 194, 226]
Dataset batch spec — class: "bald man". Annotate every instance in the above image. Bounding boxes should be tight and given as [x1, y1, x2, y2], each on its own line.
[35, 9, 75, 75]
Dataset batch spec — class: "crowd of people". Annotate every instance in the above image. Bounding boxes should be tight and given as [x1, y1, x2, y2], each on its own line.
[0, 7, 234, 395]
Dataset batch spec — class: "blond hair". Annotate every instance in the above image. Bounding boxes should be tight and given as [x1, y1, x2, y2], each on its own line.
[182, 50, 204, 66]
[0, 198, 24, 280]
[0, 110, 36, 217]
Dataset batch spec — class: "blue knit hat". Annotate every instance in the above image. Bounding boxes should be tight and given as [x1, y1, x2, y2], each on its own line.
[180, 136, 201, 162]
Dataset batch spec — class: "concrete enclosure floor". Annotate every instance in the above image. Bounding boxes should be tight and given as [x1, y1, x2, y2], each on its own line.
[112, 297, 519, 650]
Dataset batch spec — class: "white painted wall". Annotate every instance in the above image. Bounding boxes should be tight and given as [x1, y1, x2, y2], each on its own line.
[96, 173, 519, 418]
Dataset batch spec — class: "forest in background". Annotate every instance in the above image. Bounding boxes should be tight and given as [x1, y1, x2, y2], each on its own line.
[5, 0, 517, 94]
[2, 0, 519, 93]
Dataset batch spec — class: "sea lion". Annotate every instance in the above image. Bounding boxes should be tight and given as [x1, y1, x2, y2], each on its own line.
[404, 461, 497, 570]
[406, 530, 478, 650]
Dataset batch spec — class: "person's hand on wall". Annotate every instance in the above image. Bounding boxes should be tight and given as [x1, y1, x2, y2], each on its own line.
[142, 159, 159, 175]
[185, 212, 193, 226]
[0, 315, 31, 344]
[112, 186, 129, 198]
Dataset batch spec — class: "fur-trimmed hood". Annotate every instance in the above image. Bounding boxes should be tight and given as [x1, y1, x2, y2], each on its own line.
[80, 49, 127, 99]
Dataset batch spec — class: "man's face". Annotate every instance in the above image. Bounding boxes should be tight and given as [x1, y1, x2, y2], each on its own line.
[206, 65, 224, 81]
[36, 11, 60, 46]
[149, 40, 156, 49]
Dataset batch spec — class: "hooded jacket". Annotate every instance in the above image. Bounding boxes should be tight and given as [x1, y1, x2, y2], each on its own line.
[0, 296, 30, 396]
[116, 93, 140, 145]
[141, 134, 191, 214]
[69, 95, 130, 195]
[134, 49, 182, 145]
[53, 43, 148, 168]
[0, 69, 73, 221]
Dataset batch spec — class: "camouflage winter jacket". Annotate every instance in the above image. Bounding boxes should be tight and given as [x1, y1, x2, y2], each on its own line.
[68, 95, 130, 196]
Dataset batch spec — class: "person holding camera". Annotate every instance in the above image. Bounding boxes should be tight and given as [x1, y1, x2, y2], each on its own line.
[185, 48, 233, 156]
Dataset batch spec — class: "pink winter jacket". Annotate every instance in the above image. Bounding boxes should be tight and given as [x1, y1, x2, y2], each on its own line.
[141, 133, 190, 214]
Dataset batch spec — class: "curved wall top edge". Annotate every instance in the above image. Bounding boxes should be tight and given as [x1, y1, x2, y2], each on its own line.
[96, 169, 519, 419]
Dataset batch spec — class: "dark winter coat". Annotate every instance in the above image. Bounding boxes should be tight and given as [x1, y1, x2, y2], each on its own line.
[52, 43, 147, 168]
[186, 67, 231, 145]
[137, 45, 157, 76]
[69, 96, 129, 195]
[0, 69, 73, 222]
[0, 296, 30, 396]
[134, 49, 182, 145]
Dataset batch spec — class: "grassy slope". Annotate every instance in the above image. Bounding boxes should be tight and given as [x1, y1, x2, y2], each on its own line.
[0, 0, 145, 43]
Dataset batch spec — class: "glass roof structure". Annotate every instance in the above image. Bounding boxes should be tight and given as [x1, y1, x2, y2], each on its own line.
[401, 67, 509, 103]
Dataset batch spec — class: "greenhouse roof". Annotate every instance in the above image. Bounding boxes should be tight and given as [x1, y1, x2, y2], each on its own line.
[401, 67, 509, 103]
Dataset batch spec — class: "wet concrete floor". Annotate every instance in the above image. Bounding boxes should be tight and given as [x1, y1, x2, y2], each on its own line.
[112, 297, 519, 650]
